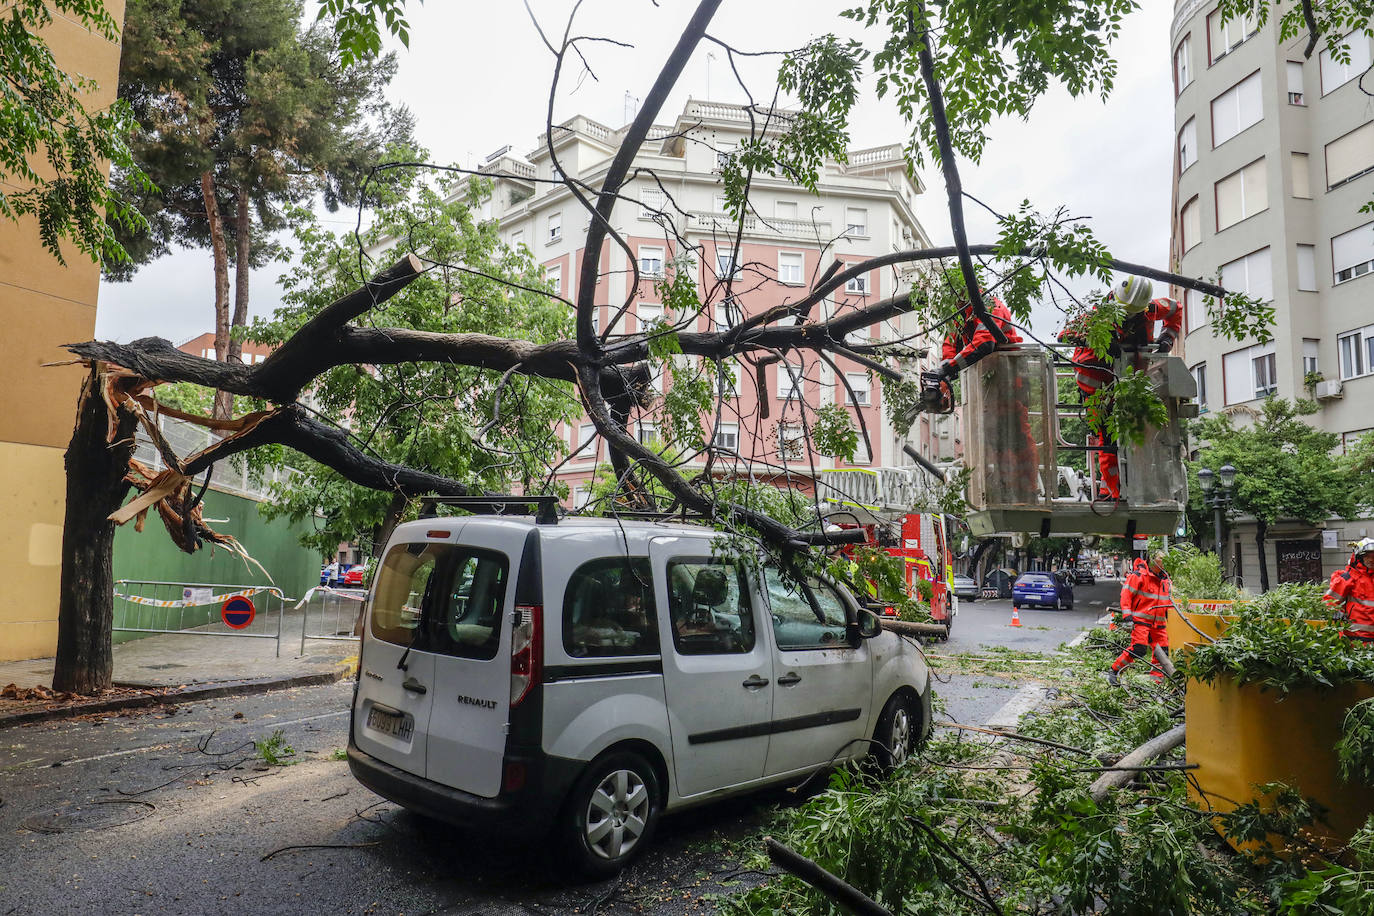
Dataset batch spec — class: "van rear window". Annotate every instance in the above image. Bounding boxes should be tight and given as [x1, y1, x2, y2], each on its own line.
[563, 558, 659, 658]
[371, 543, 509, 660]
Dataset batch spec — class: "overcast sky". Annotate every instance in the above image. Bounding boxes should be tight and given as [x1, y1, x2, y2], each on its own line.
[94, 0, 1177, 345]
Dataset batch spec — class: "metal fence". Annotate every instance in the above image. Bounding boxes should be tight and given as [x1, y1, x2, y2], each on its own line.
[296, 586, 368, 654]
[131, 414, 300, 501]
[113, 580, 287, 656]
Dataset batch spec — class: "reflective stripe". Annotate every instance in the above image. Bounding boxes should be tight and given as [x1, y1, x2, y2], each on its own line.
[1348, 623, 1374, 633]
[1350, 597, 1374, 608]
[1126, 584, 1171, 601]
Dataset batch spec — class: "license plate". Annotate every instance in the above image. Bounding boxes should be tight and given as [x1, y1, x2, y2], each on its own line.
[366, 705, 414, 742]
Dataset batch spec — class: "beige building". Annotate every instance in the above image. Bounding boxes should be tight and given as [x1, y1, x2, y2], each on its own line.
[473, 100, 957, 509]
[1169, 1, 1373, 585]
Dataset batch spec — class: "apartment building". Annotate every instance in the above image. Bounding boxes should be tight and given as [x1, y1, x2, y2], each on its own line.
[1169, 1, 1374, 583]
[176, 331, 275, 364]
[475, 100, 950, 508]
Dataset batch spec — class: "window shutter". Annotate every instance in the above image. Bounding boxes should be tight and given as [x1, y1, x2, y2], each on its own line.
[1297, 245, 1317, 291]
[1332, 222, 1374, 276]
[1182, 197, 1201, 249]
[1215, 170, 1244, 229]
[1291, 152, 1312, 198]
[1223, 349, 1251, 405]
[1325, 122, 1374, 188]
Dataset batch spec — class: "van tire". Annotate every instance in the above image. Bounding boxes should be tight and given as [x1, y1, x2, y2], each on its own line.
[558, 750, 661, 879]
[872, 693, 920, 774]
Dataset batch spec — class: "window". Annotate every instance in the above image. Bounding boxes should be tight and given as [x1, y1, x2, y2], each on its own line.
[1191, 363, 1208, 408]
[714, 144, 733, 171]
[649, 366, 665, 393]
[639, 188, 666, 219]
[1297, 244, 1317, 291]
[718, 361, 740, 398]
[1324, 122, 1374, 189]
[1220, 247, 1273, 301]
[546, 263, 562, 295]
[1303, 339, 1320, 376]
[1253, 351, 1277, 397]
[1179, 118, 1198, 172]
[1211, 71, 1263, 147]
[1181, 196, 1201, 250]
[1333, 222, 1374, 283]
[764, 567, 848, 650]
[778, 251, 804, 285]
[562, 557, 659, 658]
[779, 362, 803, 400]
[201, 348, 217, 359]
[1292, 152, 1312, 198]
[714, 298, 736, 330]
[1185, 287, 1207, 332]
[666, 559, 755, 656]
[1223, 343, 1277, 403]
[547, 211, 562, 242]
[713, 422, 739, 451]
[851, 436, 871, 464]
[1215, 158, 1268, 229]
[715, 248, 737, 280]
[846, 372, 871, 406]
[371, 543, 508, 661]
[777, 422, 804, 459]
[639, 246, 665, 277]
[637, 422, 660, 446]
[1207, 9, 1257, 63]
[1320, 32, 1373, 95]
[576, 423, 597, 457]
[775, 200, 798, 221]
[845, 207, 868, 236]
[510, 229, 524, 249]
[1338, 325, 1374, 379]
[637, 303, 663, 331]
[845, 273, 869, 294]
[1174, 35, 1192, 94]
[1287, 61, 1305, 104]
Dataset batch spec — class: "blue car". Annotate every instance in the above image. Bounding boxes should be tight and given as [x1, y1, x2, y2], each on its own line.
[1012, 572, 1074, 610]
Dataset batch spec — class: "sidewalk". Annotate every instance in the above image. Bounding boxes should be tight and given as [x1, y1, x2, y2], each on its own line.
[0, 626, 358, 728]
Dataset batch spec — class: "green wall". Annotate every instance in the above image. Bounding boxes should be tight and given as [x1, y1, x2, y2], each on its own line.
[111, 488, 321, 641]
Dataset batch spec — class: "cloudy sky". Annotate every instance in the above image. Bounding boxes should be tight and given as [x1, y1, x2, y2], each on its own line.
[94, 0, 1178, 344]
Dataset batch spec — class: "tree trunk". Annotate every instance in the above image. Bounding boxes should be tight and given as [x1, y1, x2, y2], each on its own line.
[1256, 518, 1270, 593]
[53, 367, 138, 694]
[201, 170, 232, 420]
[373, 491, 407, 559]
[229, 192, 250, 366]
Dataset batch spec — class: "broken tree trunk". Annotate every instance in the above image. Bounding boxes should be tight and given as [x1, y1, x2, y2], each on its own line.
[1088, 724, 1187, 802]
[53, 366, 139, 694]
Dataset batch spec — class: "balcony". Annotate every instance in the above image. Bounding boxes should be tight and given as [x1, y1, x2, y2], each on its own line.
[688, 210, 832, 241]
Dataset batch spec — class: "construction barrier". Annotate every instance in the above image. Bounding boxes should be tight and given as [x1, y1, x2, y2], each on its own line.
[296, 586, 368, 654]
[113, 579, 287, 657]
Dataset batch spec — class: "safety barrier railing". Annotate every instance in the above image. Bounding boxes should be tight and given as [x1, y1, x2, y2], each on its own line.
[295, 586, 368, 655]
[112, 580, 287, 657]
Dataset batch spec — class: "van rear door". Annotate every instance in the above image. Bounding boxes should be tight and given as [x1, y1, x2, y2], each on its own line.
[424, 523, 530, 798]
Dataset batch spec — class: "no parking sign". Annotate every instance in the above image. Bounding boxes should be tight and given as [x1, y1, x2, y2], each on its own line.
[221, 594, 256, 629]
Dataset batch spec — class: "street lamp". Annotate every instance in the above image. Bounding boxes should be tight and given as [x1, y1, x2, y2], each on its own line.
[1198, 464, 1239, 572]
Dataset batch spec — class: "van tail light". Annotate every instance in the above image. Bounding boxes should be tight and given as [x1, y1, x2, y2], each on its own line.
[510, 604, 543, 707]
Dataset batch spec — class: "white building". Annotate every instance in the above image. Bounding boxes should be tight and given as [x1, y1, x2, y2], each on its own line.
[1169, 2, 1374, 584]
[474, 100, 955, 508]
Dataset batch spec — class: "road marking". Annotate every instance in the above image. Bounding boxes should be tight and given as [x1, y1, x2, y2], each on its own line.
[1066, 615, 1113, 648]
[42, 710, 349, 769]
[984, 684, 1046, 731]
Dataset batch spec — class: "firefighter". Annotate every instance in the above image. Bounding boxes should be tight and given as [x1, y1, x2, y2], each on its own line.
[1325, 538, 1374, 642]
[1107, 549, 1172, 685]
[1059, 278, 1182, 499]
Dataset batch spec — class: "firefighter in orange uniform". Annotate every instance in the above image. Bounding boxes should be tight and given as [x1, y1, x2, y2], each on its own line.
[1107, 549, 1172, 684]
[1059, 277, 1182, 499]
[1326, 538, 1374, 642]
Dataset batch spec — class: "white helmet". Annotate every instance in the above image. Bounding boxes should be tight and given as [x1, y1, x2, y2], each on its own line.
[1114, 276, 1153, 315]
[1354, 537, 1374, 559]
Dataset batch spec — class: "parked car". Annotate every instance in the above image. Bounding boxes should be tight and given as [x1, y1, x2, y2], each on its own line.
[342, 564, 366, 587]
[951, 574, 979, 602]
[348, 516, 933, 877]
[1012, 572, 1074, 610]
[1072, 565, 1095, 585]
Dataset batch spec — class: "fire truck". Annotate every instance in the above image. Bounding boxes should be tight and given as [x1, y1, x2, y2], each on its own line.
[818, 467, 958, 633]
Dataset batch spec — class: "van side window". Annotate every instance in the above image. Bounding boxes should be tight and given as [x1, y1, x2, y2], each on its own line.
[371, 543, 508, 660]
[563, 558, 660, 658]
[665, 559, 756, 656]
[765, 567, 848, 649]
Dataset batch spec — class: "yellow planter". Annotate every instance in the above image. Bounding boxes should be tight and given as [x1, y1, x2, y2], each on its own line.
[1175, 605, 1374, 850]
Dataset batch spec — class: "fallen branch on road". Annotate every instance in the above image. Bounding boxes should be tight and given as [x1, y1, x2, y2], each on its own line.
[260, 842, 381, 862]
[1088, 724, 1187, 802]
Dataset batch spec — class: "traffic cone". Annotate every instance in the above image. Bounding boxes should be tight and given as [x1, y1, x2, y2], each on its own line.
[1010, 608, 1022, 627]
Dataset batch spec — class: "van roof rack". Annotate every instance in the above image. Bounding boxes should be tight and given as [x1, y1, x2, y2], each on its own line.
[417, 495, 560, 525]
[601, 508, 713, 524]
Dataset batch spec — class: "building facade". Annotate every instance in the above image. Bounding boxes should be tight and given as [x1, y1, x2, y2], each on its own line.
[1169, 1, 1373, 584]
[475, 100, 954, 508]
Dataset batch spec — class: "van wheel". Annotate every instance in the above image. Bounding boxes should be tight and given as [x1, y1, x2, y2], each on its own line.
[559, 751, 661, 879]
[872, 693, 921, 773]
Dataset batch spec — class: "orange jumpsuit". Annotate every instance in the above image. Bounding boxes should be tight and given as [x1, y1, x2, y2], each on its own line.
[1325, 556, 1374, 641]
[1111, 562, 1172, 679]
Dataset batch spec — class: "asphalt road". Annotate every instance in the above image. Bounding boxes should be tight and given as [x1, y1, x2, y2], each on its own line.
[0, 591, 1117, 915]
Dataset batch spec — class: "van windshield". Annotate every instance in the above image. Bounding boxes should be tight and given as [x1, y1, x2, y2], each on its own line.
[371, 543, 509, 660]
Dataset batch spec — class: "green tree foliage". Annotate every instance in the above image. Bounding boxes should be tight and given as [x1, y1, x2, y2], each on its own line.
[245, 175, 577, 557]
[0, 0, 148, 264]
[111, 0, 413, 414]
[1191, 399, 1357, 591]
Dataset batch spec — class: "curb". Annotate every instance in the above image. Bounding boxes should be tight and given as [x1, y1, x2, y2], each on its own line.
[0, 670, 347, 729]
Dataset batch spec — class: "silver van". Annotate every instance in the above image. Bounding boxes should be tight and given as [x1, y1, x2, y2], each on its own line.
[347, 514, 931, 877]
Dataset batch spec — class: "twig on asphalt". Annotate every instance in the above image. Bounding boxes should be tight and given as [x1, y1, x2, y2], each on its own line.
[260, 842, 381, 862]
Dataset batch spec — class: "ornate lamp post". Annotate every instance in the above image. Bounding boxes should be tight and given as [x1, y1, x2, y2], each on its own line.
[1197, 463, 1238, 572]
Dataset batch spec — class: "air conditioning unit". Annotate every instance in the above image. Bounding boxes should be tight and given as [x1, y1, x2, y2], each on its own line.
[1315, 379, 1344, 400]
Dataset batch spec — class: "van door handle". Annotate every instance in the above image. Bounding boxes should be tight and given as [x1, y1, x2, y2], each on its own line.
[741, 674, 769, 689]
[401, 676, 428, 695]
[776, 673, 802, 686]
